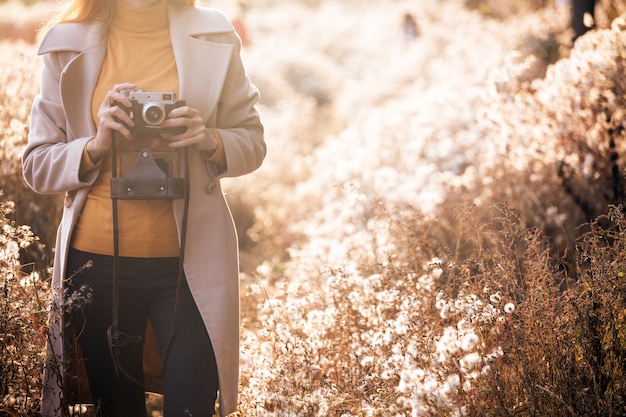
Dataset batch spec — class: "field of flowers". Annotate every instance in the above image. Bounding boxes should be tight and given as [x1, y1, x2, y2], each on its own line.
[1, 0, 626, 416]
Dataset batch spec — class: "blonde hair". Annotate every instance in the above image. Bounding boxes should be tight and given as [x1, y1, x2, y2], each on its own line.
[41, 0, 195, 35]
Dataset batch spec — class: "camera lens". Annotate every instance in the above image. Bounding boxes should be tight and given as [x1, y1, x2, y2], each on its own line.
[142, 102, 166, 126]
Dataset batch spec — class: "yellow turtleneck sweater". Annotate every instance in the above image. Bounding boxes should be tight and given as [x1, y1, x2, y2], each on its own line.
[72, 0, 181, 257]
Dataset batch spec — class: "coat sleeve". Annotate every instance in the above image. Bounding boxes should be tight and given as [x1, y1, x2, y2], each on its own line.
[211, 27, 266, 179]
[22, 51, 96, 195]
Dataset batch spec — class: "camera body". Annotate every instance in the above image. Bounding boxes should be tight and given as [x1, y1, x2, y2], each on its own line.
[117, 89, 187, 134]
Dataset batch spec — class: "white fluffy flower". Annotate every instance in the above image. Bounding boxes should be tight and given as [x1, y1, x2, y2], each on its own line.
[461, 332, 479, 351]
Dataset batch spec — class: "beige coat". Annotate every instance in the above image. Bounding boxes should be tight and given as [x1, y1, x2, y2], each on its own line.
[22, 4, 266, 416]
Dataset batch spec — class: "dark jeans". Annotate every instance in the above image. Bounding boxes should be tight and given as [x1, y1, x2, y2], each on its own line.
[66, 248, 219, 417]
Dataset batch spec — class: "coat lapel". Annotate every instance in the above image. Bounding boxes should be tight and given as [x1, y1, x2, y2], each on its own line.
[168, 4, 233, 119]
[60, 48, 106, 139]
[38, 21, 107, 140]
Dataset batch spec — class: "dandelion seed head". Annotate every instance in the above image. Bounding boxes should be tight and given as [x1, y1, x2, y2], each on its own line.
[256, 261, 272, 276]
[460, 352, 481, 371]
[398, 373, 412, 394]
[436, 327, 458, 353]
[260, 341, 273, 358]
[360, 355, 374, 367]
[504, 302, 515, 313]
[439, 303, 450, 319]
[442, 373, 460, 394]
[461, 332, 478, 351]
[489, 291, 502, 304]
[384, 328, 395, 343]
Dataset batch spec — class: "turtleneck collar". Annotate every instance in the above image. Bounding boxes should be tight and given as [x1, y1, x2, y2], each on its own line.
[111, 0, 169, 33]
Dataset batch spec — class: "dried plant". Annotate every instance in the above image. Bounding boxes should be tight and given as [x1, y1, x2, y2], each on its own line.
[0, 198, 47, 416]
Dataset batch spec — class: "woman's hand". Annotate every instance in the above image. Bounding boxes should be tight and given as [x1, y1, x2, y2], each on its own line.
[87, 82, 137, 162]
[160, 106, 219, 155]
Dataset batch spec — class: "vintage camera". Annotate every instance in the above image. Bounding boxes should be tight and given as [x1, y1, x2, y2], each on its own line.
[117, 89, 187, 135]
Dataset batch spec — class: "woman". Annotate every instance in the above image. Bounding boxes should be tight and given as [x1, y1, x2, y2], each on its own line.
[22, 0, 266, 415]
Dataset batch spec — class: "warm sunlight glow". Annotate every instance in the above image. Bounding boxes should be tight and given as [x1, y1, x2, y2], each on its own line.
[2, 0, 626, 415]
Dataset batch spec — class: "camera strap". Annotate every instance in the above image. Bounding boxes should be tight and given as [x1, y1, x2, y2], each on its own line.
[107, 133, 191, 388]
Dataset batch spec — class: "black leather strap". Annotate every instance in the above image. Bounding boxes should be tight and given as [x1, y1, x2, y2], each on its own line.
[107, 133, 190, 387]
